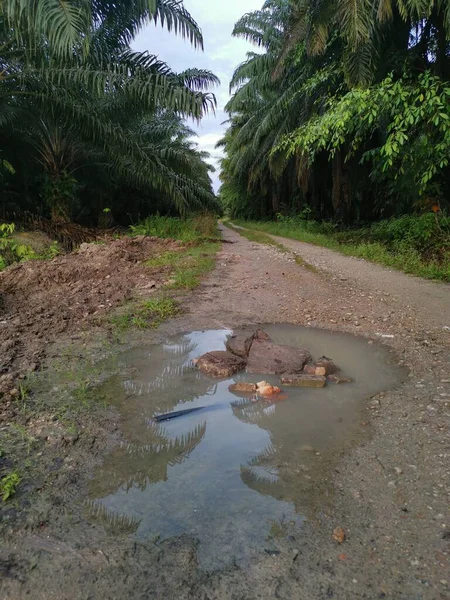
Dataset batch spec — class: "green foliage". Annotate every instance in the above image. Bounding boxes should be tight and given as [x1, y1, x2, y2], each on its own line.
[281, 73, 450, 198]
[166, 243, 219, 289]
[41, 171, 78, 222]
[220, 0, 450, 231]
[130, 214, 219, 242]
[110, 297, 179, 331]
[234, 214, 450, 281]
[0, 223, 36, 269]
[145, 250, 182, 268]
[39, 241, 61, 260]
[367, 214, 450, 257]
[111, 215, 219, 330]
[0, 472, 21, 502]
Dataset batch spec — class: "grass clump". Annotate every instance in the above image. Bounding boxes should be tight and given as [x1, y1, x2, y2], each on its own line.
[114, 215, 220, 331]
[167, 243, 219, 290]
[232, 213, 450, 282]
[0, 471, 21, 502]
[145, 250, 181, 268]
[130, 213, 219, 243]
[227, 224, 283, 249]
[111, 297, 179, 332]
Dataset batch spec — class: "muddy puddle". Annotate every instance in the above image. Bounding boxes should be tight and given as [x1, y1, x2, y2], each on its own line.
[88, 325, 406, 570]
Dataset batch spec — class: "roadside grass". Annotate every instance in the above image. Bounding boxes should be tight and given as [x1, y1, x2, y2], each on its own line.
[0, 354, 113, 503]
[145, 250, 181, 268]
[165, 243, 219, 290]
[0, 471, 21, 502]
[112, 240, 219, 334]
[232, 218, 450, 282]
[130, 213, 219, 243]
[110, 297, 180, 332]
[112, 214, 221, 334]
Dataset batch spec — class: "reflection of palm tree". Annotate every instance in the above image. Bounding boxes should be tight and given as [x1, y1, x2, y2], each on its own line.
[90, 422, 206, 497]
[84, 501, 142, 535]
[231, 398, 268, 424]
[116, 334, 218, 411]
[240, 466, 287, 502]
[240, 443, 288, 500]
[122, 361, 198, 395]
[233, 399, 337, 518]
[162, 340, 197, 357]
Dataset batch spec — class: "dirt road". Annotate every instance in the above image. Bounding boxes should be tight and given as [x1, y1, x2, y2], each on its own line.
[1, 225, 450, 599]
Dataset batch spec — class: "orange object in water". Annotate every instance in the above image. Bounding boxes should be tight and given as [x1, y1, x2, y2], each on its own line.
[258, 385, 281, 396]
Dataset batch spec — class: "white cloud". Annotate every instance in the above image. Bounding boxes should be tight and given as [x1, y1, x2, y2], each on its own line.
[132, 0, 262, 191]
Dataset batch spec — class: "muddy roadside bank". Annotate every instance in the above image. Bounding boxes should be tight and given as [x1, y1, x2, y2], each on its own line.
[1, 224, 450, 600]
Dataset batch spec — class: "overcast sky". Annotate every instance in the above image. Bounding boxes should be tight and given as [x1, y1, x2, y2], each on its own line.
[132, 0, 263, 191]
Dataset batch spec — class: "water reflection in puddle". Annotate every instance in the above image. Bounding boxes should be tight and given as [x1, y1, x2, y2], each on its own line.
[88, 325, 406, 569]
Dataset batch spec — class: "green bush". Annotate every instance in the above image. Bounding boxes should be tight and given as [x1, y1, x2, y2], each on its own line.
[368, 214, 450, 256]
[234, 213, 450, 281]
[129, 214, 219, 243]
[0, 223, 36, 270]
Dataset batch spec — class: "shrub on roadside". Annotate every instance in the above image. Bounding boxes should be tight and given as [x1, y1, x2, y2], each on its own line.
[129, 214, 219, 243]
[0, 223, 35, 270]
[234, 212, 450, 281]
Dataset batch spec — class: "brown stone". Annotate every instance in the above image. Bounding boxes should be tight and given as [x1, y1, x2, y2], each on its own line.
[303, 362, 333, 376]
[228, 382, 257, 393]
[252, 329, 271, 341]
[327, 374, 352, 384]
[332, 527, 346, 544]
[280, 374, 327, 388]
[197, 351, 246, 378]
[316, 356, 339, 375]
[226, 335, 253, 358]
[246, 340, 311, 375]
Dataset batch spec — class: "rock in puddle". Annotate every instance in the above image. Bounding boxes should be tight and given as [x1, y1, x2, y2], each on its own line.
[252, 329, 271, 341]
[280, 374, 327, 388]
[228, 382, 258, 393]
[316, 356, 339, 375]
[303, 356, 339, 376]
[228, 381, 281, 396]
[225, 335, 253, 358]
[197, 351, 246, 378]
[197, 329, 344, 388]
[246, 340, 311, 375]
[226, 328, 272, 359]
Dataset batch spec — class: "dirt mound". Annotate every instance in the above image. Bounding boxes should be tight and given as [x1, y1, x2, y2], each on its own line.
[0, 236, 181, 392]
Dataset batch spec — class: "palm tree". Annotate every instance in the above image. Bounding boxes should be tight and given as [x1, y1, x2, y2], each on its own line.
[0, 0, 219, 220]
[283, 0, 450, 84]
[220, 0, 450, 222]
[219, 0, 342, 218]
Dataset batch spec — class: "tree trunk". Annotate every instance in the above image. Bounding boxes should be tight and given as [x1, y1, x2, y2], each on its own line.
[332, 151, 351, 222]
[272, 189, 280, 216]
